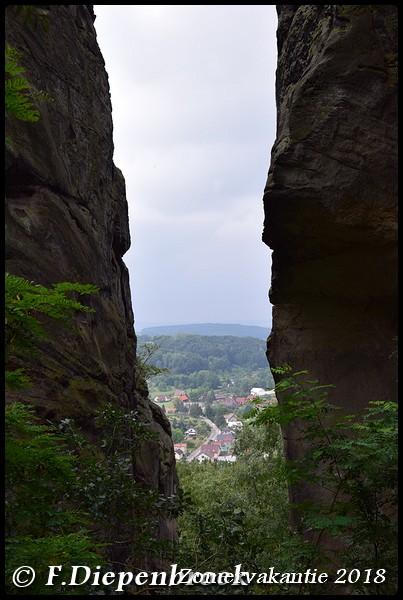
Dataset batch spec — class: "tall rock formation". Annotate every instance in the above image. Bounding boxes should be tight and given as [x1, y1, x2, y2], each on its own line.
[263, 3, 397, 529]
[5, 4, 177, 569]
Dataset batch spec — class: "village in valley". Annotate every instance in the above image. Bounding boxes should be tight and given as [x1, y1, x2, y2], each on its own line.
[139, 330, 277, 463]
[152, 387, 277, 463]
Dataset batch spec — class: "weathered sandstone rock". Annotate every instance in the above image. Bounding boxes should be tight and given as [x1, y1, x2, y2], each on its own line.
[5, 4, 177, 565]
[263, 2, 397, 526]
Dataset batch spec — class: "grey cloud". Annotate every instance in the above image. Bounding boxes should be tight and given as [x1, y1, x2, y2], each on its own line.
[94, 5, 277, 325]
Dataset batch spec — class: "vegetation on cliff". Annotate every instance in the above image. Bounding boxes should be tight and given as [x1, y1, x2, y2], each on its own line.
[4, 274, 180, 595]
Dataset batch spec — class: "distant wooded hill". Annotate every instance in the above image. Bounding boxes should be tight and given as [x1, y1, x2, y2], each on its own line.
[139, 323, 270, 340]
[137, 333, 274, 393]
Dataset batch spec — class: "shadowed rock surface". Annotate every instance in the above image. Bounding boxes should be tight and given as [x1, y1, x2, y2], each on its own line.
[263, 3, 397, 532]
[5, 5, 177, 565]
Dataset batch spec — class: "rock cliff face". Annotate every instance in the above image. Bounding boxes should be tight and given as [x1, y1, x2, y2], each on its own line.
[263, 4, 397, 521]
[5, 4, 177, 560]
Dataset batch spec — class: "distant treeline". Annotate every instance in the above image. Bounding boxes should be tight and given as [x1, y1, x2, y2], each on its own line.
[139, 323, 270, 340]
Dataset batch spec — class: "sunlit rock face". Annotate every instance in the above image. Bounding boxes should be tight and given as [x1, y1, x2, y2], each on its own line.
[263, 4, 397, 517]
[5, 5, 177, 563]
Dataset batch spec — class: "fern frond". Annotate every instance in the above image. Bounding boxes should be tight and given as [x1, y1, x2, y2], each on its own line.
[5, 273, 35, 295]
[31, 90, 54, 103]
[5, 369, 31, 391]
[5, 273, 99, 361]
[5, 61, 25, 77]
[5, 78, 31, 91]
[5, 44, 54, 124]
[5, 83, 40, 122]
[5, 43, 22, 63]
[53, 282, 100, 295]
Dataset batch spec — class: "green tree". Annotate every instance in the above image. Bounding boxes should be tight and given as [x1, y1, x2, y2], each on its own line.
[176, 419, 288, 595]
[203, 389, 216, 405]
[5, 403, 105, 595]
[172, 427, 185, 443]
[246, 365, 398, 595]
[135, 337, 169, 389]
[173, 397, 188, 414]
[188, 403, 202, 418]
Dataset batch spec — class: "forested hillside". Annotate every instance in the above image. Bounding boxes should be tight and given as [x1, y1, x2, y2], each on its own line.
[138, 334, 275, 394]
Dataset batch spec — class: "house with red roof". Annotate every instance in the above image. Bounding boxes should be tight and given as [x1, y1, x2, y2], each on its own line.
[195, 442, 220, 463]
[234, 397, 248, 405]
[174, 443, 188, 460]
[216, 433, 235, 453]
[223, 398, 237, 407]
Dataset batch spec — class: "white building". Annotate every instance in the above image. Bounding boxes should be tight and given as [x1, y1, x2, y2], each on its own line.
[250, 387, 276, 398]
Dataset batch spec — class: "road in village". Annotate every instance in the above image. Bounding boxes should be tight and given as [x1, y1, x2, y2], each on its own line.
[186, 417, 221, 462]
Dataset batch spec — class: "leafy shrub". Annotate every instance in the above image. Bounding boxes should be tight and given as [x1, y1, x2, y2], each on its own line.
[247, 366, 398, 595]
[5, 402, 105, 595]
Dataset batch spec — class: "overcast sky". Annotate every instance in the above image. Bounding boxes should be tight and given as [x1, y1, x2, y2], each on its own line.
[93, 5, 278, 331]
